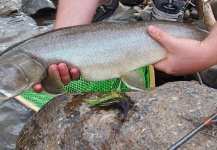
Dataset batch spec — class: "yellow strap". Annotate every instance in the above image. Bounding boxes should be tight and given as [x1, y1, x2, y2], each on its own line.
[15, 96, 40, 112]
[149, 65, 155, 88]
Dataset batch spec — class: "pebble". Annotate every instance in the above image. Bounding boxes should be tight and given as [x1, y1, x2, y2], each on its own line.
[139, 5, 152, 20]
[184, 9, 191, 20]
[190, 8, 199, 20]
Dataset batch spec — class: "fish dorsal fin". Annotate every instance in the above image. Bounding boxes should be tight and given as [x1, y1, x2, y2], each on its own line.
[41, 71, 66, 95]
[120, 70, 146, 90]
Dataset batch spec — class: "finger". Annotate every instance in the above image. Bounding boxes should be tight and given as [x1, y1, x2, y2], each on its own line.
[32, 84, 43, 93]
[70, 67, 80, 80]
[154, 59, 179, 75]
[33, 65, 60, 93]
[153, 58, 168, 71]
[48, 64, 61, 80]
[58, 63, 71, 85]
[147, 25, 175, 52]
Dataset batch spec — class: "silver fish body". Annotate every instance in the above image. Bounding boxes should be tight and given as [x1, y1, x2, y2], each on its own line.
[0, 21, 208, 102]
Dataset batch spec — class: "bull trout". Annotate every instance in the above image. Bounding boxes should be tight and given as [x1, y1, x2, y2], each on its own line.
[0, 21, 208, 102]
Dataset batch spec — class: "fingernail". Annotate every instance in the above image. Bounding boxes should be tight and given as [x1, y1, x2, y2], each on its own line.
[70, 68, 79, 80]
[147, 25, 157, 34]
[59, 64, 66, 72]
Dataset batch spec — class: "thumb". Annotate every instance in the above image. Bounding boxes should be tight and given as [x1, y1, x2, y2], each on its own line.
[153, 58, 169, 73]
[147, 25, 174, 52]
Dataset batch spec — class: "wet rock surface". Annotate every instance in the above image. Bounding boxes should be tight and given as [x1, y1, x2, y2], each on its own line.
[16, 81, 217, 150]
[0, 12, 53, 53]
[21, 0, 56, 15]
[0, 0, 21, 16]
[0, 98, 34, 150]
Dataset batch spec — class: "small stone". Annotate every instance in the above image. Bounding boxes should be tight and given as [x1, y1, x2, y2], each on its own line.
[190, 8, 199, 20]
[133, 6, 142, 12]
[134, 13, 141, 20]
[140, 6, 152, 20]
[184, 9, 191, 20]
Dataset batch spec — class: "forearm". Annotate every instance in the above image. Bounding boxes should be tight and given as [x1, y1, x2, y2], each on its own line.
[201, 22, 217, 68]
[54, 0, 110, 29]
[55, 0, 100, 28]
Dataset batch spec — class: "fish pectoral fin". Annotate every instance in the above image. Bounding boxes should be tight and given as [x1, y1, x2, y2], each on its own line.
[41, 71, 66, 95]
[120, 70, 146, 91]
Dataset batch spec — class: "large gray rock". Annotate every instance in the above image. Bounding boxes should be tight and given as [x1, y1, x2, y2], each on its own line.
[16, 81, 217, 150]
[0, 98, 34, 150]
[0, 12, 53, 53]
[0, 0, 21, 16]
[21, 0, 55, 15]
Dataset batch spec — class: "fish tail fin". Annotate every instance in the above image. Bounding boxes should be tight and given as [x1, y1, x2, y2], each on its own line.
[120, 69, 147, 91]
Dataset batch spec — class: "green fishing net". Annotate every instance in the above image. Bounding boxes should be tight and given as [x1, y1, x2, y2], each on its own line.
[20, 66, 151, 109]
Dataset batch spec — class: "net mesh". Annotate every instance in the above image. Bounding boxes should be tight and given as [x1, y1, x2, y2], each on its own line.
[20, 66, 150, 109]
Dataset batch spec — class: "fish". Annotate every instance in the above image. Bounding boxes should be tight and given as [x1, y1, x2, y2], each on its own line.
[0, 21, 208, 102]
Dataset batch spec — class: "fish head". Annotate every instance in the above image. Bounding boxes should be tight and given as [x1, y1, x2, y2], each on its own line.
[0, 51, 46, 102]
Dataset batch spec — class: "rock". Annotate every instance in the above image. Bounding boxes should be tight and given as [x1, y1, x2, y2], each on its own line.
[140, 6, 152, 20]
[185, 65, 217, 89]
[0, 0, 21, 17]
[0, 98, 35, 150]
[199, 65, 217, 89]
[190, 8, 199, 20]
[0, 12, 53, 53]
[113, 2, 127, 15]
[21, 0, 55, 15]
[210, 0, 217, 19]
[16, 81, 217, 150]
[133, 6, 142, 12]
[184, 9, 191, 20]
[134, 12, 141, 20]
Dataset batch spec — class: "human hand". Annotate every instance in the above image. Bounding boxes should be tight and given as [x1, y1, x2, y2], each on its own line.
[33, 63, 80, 93]
[147, 25, 210, 76]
